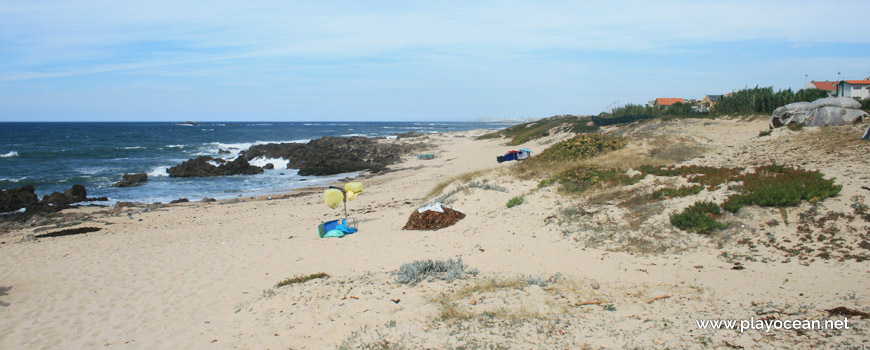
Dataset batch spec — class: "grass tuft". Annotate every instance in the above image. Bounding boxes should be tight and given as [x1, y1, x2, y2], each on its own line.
[506, 196, 525, 208]
[395, 258, 478, 285]
[276, 272, 329, 288]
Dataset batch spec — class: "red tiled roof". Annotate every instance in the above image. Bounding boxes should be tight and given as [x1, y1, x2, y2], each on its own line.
[843, 80, 870, 85]
[655, 98, 685, 106]
[811, 81, 837, 90]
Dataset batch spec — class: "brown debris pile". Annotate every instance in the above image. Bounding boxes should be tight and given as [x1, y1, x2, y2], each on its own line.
[403, 207, 466, 230]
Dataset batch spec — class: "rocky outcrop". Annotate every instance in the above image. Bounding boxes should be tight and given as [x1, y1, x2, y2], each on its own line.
[167, 156, 263, 177]
[112, 173, 148, 187]
[0, 185, 39, 213]
[263, 163, 275, 170]
[396, 132, 425, 139]
[242, 136, 424, 176]
[41, 185, 88, 207]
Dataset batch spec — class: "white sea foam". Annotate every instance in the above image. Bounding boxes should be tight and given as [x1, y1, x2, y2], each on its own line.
[1, 151, 19, 158]
[206, 160, 223, 167]
[342, 133, 366, 137]
[165, 144, 185, 149]
[201, 139, 310, 157]
[248, 157, 290, 169]
[147, 166, 170, 177]
[385, 135, 398, 140]
[118, 146, 145, 150]
[0, 176, 26, 182]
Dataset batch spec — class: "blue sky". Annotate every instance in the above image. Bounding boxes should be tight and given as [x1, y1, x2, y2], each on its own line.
[1, 1, 869, 122]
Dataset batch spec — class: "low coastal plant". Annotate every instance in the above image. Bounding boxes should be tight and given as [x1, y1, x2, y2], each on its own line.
[467, 181, 508, 193]
[758, 129, 772, 137]
[506, 196, 524, 208]
[535, 134, 627, 162]
[720, 165, 842, 214]
[275, 272, 329, 288]
[395, 258, 478, 285]
[523, 273, 561, 287]
[639, 165, 741, 189]
[652, 185, 704, 199]
[556, 166, 643, 193]
[423, 178, 508, 208]
[669, 201, 729, 234]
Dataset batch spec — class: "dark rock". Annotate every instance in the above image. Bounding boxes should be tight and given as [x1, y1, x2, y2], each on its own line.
[35, 227, 102, 239]
[113, 173, 148, 187]
[87, 197, 109, 202]
[0, 185, 39, 213]
[41, 185, 88, 208]
[201, 197, 216, 203]
[219, 157, 263, 176]
[170, 198, 189, 204]
[263, 163, 275, 169]
[242, 136, 424, 176]
[396, 132, 425, 139]
[167, 156, 262, 177]
[218, 149, 231, 154]
[114, 201, 135, 209]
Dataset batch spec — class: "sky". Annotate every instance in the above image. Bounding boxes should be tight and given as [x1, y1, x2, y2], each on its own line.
[1, 1, 869, 122]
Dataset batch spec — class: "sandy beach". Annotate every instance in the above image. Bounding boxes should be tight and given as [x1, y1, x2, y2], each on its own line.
[1, 118, 869, 349]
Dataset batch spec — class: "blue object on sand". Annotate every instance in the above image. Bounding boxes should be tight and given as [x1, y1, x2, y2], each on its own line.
[324, 229, 345, 238]
[318, 219, 357, 238]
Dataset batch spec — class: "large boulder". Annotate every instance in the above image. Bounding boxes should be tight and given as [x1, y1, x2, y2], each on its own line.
[168, 156, 263, 177]
[112, 173, 148, 187]
[218, 157, 264, 176]
[0, 185, 39, 213]
[41, 184, 88, 207]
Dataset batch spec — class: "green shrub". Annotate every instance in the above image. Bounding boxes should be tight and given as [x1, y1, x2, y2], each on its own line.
[536, 134, 627, 162]
[739, 165, 840, 207]
[558, 166, 622, 193]
[506, 196, 525, 208]
[721, 194, 751, 213]
[758, 130, 772, 137]
[276, 272, 329, 288]
[652, 185, 704, 199]
[670, 201, 729, 234]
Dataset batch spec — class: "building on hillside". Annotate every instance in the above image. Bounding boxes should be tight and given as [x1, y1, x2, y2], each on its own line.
[804, 81, 838, 97]
[650, 98, 685, 107]
[701, 95, 723, 108]
[837, 80, 870, 99]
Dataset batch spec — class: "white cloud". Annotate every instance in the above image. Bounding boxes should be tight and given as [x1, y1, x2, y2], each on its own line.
[2, 0, 869, 82]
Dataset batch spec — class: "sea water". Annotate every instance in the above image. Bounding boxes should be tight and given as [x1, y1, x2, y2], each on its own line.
[0, 122, 505, 205]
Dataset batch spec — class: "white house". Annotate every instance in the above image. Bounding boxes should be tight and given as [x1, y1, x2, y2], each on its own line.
[804, 81, 838, 97]
[837, 80, 870, 99]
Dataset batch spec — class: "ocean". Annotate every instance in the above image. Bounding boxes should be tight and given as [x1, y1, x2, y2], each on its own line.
[0, 122, 505, 205]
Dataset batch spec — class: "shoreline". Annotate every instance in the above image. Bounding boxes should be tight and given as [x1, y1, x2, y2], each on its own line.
[1, 119, 868, 349]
